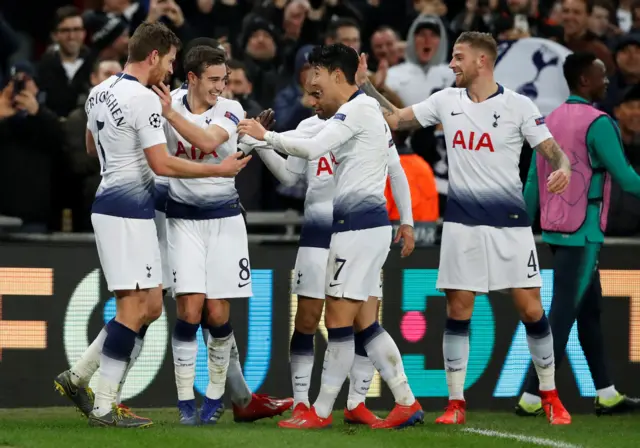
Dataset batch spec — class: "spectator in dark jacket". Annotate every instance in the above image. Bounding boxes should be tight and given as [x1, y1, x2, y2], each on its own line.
[0, 63, 64, 232]
[607, 85, 640, 235]
[38, 6, 96, 119]
[0, 13, 20, 86]
[601, 34, 640, 114]
[273, 44, 314, 133]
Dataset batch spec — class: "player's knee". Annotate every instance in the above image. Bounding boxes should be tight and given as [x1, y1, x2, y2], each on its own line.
[446, 298, 473, 320]
[146, 296, 163, 323]
[324, 297, 359, 328]
[518, 300, 544, 323]
[295, 298, 323, 333]
[205, 299, 230, 326]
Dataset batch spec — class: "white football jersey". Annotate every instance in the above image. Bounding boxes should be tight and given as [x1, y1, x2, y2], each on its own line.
[311, 92, 390, 232]
[165, 94, 245, 219]
[86, 73, 166, 219]
[285, 116, 336, 247]
[412, 85, 552, 227]
[153, 86, 187, 212]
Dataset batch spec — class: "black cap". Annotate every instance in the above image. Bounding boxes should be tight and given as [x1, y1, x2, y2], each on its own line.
[414, 17, 441, 37]
[10, 61, 36, 78]
[614, 33, 640, 55]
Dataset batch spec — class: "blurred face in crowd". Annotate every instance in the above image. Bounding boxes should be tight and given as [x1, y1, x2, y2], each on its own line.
[283, 0, 308, 39]
[148, 46, 177, 86]
[228, 67, 252, 97]
[616, 44, 640, 78]
[414, 27, 441, 65]
[90, 60, 123, 86]
[371, 28, 400, 67]
[246, 30, 277, 62]
[561, 0, 589, 38]
[589, 5, 610, 36]
[449, 42, 484, 88]
[302, 72, 330, 119]
[549, 1, 563, 23]
[54, 15, 86, 59]
[100, 29, 130, 62]
[507, 0, 529, 15]
[615, 99, 640, 137]
[585, 59, 609, 102]
[332, 26, 361, 53]
[189, 63, 227, 106]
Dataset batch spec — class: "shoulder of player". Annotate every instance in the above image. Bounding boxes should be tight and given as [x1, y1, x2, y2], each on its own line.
[500, 87, 538, 113]
[297, 115, 325, 129]
[214, 97, 244, 121]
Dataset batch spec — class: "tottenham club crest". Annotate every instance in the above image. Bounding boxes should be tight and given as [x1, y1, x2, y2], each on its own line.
[149, 113, 161, 128]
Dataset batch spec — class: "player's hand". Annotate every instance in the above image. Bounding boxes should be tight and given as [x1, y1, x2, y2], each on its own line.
[152, 82, 174, 120]
[373, 58, 388, 88]
[547, 168, 570, 194]
[355, 53, 369, 86]
[394, 224, 415, 258]
[256, 108, 276, 130]
[164, 0, 185, 27]
[0, 82, 16, 119]
[216, 151, 252, 177]
[238, 118, 267, 141]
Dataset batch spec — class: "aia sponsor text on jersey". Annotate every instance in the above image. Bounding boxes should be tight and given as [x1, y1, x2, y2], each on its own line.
[175, 141, 218, 159]
[316, 152, 339, 176]
[452, 130, 495, 152]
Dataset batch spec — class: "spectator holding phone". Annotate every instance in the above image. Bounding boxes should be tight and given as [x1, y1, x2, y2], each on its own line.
[0, 63, 64, 232]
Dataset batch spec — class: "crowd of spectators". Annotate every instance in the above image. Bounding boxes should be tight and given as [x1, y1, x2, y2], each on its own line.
[0, 0, 637, 235]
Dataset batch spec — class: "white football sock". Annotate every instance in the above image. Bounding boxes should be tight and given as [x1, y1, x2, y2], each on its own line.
[116, 335, 144, 404]
[346, 354, 374, 411]
[596, 385, 619, 400]
[365, 331, 415, 406]
[527, 333, 555, 392]
[291, 353, 314, 408]
[92, 354, 127, 417]
[443, 332, 469, 401]
[70, 327, 107, 387]
[172, 336, 198, 401]
[226, 334, 252, 408]
[206, 332, 233, 400]
[313, 331, 355, 419]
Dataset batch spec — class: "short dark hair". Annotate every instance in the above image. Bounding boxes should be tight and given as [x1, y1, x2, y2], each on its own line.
[226, 59, 246, 72]
[128, 22, 181, 63]
[563, 0, 595, 14]
[455, 32, 498, 63]
[308, 44, 358, 85]
[326, 17, 360, 41]
[53, 5, 82, 30]
[563, 51, 598, 90]
[183, 46, 227, 78]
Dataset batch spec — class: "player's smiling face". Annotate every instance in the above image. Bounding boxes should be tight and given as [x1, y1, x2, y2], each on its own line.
[149, 46, 177, 86]
[310, 66, 341, 118]
[192, 63, 228, 106]
[449, 43, 479, 88]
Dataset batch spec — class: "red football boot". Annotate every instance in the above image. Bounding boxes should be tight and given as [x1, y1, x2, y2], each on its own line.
[232, 394, 294, 423]
[278, 406, 332, 429]
[344, 403, 381, 426]
[435, 400, 466, 425]
[371, 400, 424, 429]
[290, 402, 310, 419]
[540, 389, 571, 425]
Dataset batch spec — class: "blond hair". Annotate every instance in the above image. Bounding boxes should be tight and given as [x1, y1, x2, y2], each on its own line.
[455, 32, 498, 65]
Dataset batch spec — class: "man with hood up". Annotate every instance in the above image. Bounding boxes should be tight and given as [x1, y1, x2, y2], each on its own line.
[385, 14, 455, 108]
[273, 44, 315, 132]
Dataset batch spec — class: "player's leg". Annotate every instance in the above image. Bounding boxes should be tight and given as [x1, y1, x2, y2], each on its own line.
[168, 218, 207, 424]
[86, 214, 161, 428]
[289, 247, 328, 415]
[503, 229, 569, 425]
[343, 296, 379, 425]
[578, 267, 640, 414]
[434, 223, 489, 425]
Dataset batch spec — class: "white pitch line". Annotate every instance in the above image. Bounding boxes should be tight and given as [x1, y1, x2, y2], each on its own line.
[462, 428, 583, 448]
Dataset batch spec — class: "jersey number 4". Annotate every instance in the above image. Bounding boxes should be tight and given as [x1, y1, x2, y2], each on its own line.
[96, 120, 107, 173]
[527, 250, 538, 278]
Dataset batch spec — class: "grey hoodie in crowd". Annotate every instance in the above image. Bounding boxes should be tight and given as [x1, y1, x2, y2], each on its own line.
[386, 14, 454, 107]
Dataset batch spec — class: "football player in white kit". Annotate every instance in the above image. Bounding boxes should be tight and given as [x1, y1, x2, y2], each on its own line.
[356, 31, 573, 425]
[151, 45, 293, 425]
[80, 23, 250, 428]
[239, 43, 423, 430]
[243, 81, 416, 427]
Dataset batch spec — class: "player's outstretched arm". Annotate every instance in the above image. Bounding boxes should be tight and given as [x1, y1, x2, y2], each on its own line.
[534, 138, 571, 194]
[152, 83, 230, 155]
[145, 144, 250, 178]
[355, 54, 422, 132]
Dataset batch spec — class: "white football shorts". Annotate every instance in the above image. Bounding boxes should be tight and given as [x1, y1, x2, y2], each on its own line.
[325, 226, 391, 301]
[92, 213, 162, 292]
[168, 214, 253, 299]
[436, 222, 542, 293]
[153, 210, 172, 289]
